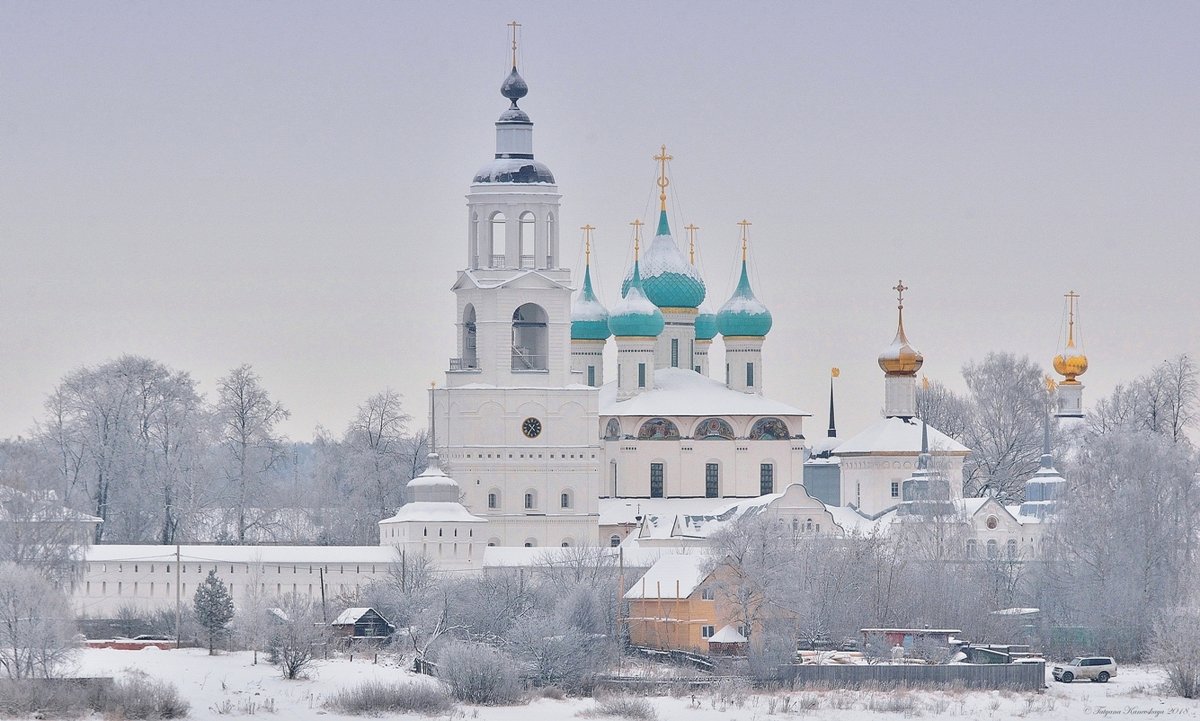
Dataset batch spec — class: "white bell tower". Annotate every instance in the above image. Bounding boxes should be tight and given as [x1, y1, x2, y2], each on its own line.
[431, 29, 600, 549]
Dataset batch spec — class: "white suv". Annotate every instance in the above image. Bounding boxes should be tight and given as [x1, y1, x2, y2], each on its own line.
[1053, 656, 1117, 683]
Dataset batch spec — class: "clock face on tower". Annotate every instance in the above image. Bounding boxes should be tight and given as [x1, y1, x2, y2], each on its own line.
[522, 417, 543, 439]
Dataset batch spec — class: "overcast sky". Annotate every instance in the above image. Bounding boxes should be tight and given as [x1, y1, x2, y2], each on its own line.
[2, 2, 1198, 443]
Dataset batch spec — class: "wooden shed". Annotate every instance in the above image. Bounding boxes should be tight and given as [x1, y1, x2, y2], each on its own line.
[331, 607, 395, 640]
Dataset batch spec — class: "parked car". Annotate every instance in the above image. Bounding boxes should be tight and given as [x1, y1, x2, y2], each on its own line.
[1053, 656, 1117, 683]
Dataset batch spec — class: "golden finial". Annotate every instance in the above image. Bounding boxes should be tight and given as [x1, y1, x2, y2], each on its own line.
[630, 218, 643, 260]
[685, 224, 699, 265]
[831, 367, 840, 378]
[430, 380, 437, 389]
[893, 280, 908, 310]
[653, 144, 673, 211]
[737, 219, 752, 261]
[1065, 290, 1079, 348]
[581, 224, 594, 265]
[507, 20, 521, 68]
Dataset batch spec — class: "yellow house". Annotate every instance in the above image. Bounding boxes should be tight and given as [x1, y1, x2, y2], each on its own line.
[623, 554, 750, 654]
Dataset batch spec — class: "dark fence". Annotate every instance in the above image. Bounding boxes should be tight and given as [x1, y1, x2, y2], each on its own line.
[782, 662, 1045, 691]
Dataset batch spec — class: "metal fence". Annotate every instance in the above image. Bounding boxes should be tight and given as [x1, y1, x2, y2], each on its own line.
[782, 662, 1045, 691]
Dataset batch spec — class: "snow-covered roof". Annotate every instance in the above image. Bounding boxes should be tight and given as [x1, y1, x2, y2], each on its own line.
[378, 501, 486, 524]
[834, 416, 969, 455]
[826, 505, 895, 535]
[84, 544, 401, 564]
[332, 608, 374, 625]
[600, 368, 809, 418]
[709, 624, 748, 644]
[623, 554, 713, 600]
[481, 545, 664, 569]
[670, 494, 782, 539]
[599, 497, 732, 527]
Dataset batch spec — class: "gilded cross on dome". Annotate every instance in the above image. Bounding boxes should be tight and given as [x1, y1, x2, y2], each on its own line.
[893, 280, 908, 309]
[508, 20, 521, 67]
[580, 224, 594, 263]
[654, 145, 673, 210]
[685, 224, 698, 264]
[737, 219, 752, 260]
[630, 218, 644, 258]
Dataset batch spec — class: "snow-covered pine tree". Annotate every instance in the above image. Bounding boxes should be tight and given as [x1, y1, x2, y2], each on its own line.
[194, 569, 235, 655]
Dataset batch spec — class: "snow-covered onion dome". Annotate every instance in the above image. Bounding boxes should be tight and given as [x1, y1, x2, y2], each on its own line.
[716, 230, 772, 337]
[621, 210, 706, 309]
[1052, 291, 1088, 384]
[694, 302, 718, 341]
[571, 262, 611, 341]
[620, 147, 705, 309]
[473, 66, 556, 184]
[878, 281, 923, 376]
[406, 453, 462, 503]
[609, 258, 665, 337]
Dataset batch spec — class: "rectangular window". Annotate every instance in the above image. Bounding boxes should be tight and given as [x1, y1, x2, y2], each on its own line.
[891, 482, 900, 498]
[671, 338, 679, 368]
[650, 463, 664, 498]
[705, 463, 719, 498]
[725, 363, 730, 384]
[701, 587, 715, 600]
[701, 625, 715, 639]
[695, 365, 701, 373]
[587, 365, 596, 387]
[638, 363, 646, 388]
[487, 493, 498, 509]
[760, 463, 774, 495]
[746, 362, 755, 387]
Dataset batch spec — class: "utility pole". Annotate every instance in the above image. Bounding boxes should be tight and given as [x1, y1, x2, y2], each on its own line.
[401, 550, 406, 594]
[319, 567, 328, 624]
[174, 545, 181, 647]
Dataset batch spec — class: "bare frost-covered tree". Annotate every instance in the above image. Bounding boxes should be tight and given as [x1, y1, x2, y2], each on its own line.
[215, 364, 289, 543]
[344, 390, 411, 543]
[269, 593, 329, 680]
[1090, 354, 1197, 442]
[0, 563, 77, 679]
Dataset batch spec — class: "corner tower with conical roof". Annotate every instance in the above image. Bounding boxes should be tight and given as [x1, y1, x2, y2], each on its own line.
[1052, 291, 1087, 418]
[433, 25, 601, 549]
[716, 221, 772, 394]
[571, 225, 609, 387]
[877, 280, 923, 418]
[621, 147, 706, 371]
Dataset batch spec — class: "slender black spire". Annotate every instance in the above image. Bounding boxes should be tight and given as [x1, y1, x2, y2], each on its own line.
[827, 368, 839, 438]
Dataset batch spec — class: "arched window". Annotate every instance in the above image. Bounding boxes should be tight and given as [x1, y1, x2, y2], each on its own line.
[604, 418, 621, 440]
[749, 417, 790, 440]
[966, 539, 978, 559]
[546, 213, 556, 267]
[462, 304, 478, 369]
[471, 213, 480, 267]
[560, 539, 572, 548]
[519, 211, 535, 268]
[986, 540, 999, 559]
[560, 491, 572, 509]
[488, 538, 501, 547]
[490, 211, 507, 266]
[524, 491, 536, 510]
[487, 490, 499, 509]
[638, 418, 680, 440]
[693, 418, 734, 440]
[609, 534, 621, 547]
[523, 539, 536, 548]
[1006, 539, 1018, 560]
[512, 303, 549, 371]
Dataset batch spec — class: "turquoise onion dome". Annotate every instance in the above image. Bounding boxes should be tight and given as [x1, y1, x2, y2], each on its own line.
[571, 264, 611, 340]
[608, 260, 665, 337]
[695, 303, 718, 341]
[716, 259, 773, 337]
[620, 210, 706, 309]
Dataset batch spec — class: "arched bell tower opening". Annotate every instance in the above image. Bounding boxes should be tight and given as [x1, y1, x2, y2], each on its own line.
[490, 212, 507, 268]
[462, 304, 478, 369]
[519, 212, 536, 268]
[511, 303, 549, 371]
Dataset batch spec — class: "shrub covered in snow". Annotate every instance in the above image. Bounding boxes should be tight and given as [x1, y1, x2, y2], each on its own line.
[1152, 607, 1200, 698]
[585, 694, 658, 721]
[104, 672, 190, 719]
[435, 641, 522, 705]
[325, 679, 454, 715]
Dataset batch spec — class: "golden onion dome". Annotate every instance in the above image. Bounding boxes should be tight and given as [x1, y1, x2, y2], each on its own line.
[879, 280, 923, 376]
[1052, 352, 1088, 382]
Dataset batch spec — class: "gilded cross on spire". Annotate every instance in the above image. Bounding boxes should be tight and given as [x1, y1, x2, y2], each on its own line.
[654, 144, 672, 211]
[737, 219, 752, 261]
[630, 218, 644, 259]
[580, 224, 594, 264]
[508, 20, 521, 67]
[685, 224, 699, 265]
[893, 280, 908, 309]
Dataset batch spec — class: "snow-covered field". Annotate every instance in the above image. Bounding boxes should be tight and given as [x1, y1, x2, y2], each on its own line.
[64, 647, 1196, 720]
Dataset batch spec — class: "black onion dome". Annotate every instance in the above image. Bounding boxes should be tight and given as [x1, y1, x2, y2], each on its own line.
[501, 67, 528, 102]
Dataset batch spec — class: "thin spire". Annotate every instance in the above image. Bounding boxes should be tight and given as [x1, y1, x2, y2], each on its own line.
[1041, 410, 1054, 469]
[1065, 290, 1079, 348]
[917, 417, 930, 470]
[685, 224, 698, 265]
[508, 20, 521, 68]
[893, 279, 909, 340]
[828, 367, 840, 438]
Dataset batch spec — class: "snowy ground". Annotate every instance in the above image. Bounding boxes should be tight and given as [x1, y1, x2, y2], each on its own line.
[63, 647, 1197, 720]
